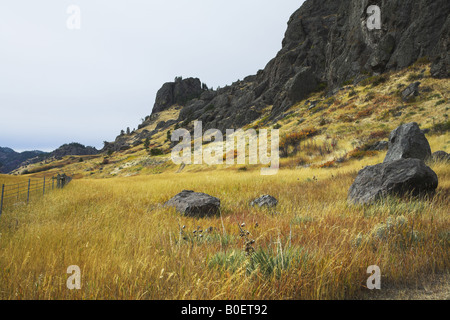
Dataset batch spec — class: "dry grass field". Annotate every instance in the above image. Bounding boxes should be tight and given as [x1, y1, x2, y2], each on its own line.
[0, 144, 448, 299]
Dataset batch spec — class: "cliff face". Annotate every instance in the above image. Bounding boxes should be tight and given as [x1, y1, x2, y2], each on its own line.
[143, 0, 448, 135]
[264, 0, 449, 116]
[152, 77, 205, 114]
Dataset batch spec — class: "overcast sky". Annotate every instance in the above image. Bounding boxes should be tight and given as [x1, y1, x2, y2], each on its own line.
[0, 0, 304, 152]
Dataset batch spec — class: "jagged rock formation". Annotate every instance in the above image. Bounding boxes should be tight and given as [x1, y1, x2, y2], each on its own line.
[48, 143, 99, 160]
[103, 0, 449, 152]
[149, 0, 449, 131]
[152, 77, 205, 114]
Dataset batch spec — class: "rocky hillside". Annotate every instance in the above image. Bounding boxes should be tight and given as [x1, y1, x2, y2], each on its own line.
[102, 0, 448, 152]
[47, 143, 99, 160]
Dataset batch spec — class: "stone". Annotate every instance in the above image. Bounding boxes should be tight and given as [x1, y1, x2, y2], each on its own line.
[384, 123, 432, 163]
[432, 151, 450, 162]
[348, 158, 438, 205]
[250, 195, 278, 208]
[401, 82, 421, 102]
[368, 141, 389, 151]
[164, 190, 220, 218]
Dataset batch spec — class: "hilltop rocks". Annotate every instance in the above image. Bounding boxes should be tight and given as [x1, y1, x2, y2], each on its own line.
[50, 143, 99, 159]
[384, 122, 432, 163]
[348, 158, 438, 205]
[250, 195, 278, 208]
[164, 190, 220, 218]
[152, 78, 205, 114]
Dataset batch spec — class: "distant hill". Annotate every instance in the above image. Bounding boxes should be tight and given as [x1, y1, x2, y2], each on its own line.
[0, 143, 99, 174]
[0, 147, 47, 174]
[48, 143, 99, 160]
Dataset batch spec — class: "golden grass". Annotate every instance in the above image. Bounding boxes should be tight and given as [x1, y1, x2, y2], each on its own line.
[0, 154, 448, 300]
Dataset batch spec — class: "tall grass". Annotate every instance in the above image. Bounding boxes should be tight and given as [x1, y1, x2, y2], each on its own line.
[0, 157, 448, 300]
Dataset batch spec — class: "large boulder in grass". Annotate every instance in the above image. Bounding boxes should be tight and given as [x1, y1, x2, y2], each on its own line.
[348, 158, 438, 205]
[164, 190, 220, 218]
[384, 122, 431, 163]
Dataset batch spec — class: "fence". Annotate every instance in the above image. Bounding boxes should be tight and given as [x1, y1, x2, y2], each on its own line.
[0, 174, 72, 218]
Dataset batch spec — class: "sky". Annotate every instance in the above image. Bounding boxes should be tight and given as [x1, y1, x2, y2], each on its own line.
[0, 0, 304, 152]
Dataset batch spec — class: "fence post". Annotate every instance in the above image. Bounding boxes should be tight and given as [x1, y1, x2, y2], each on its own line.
[43, 176, 46, 196]
[0, 184, 4, 217]
[52, 177, 54, 190]
[27, 179, 31, 204]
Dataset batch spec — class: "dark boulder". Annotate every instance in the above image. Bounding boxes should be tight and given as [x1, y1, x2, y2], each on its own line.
[368, 141, 389, 151]
[348, 158, 438, 205]
[164, 190, 220, 218]
[432, 150, 450, 162]
[401, 82, 421, 102]
[250, 195, 278, 208]
[384, 122, 431, 163]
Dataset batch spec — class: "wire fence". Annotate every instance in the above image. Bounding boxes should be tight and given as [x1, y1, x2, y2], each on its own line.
[0, 174, 72, 218]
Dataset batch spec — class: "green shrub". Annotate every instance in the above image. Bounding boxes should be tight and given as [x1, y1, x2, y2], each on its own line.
[431, 120, 450, 134]
[247, 246, 309, 278]
[207, 250, 246, 272]
[360, 74, 389, 87]
[150, 148, 164, 156]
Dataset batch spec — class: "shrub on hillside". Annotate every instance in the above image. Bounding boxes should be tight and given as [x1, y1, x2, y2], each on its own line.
[279, 128, 319, 157]
[431, 120, 450, 134]
[150, 148, 164, 156]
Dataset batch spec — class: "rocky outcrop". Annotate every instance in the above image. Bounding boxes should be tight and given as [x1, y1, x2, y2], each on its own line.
[49, 143, 99, 160]
[164, 190, 220, 218]
[384, 122, 431, 163]
[147, 0, 449, 132]
[348, 158, 438, 205]
[152, 77, 205, 114]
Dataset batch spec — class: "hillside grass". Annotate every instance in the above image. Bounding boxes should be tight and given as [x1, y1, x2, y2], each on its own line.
[0, 151, 448, 300]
